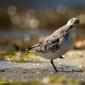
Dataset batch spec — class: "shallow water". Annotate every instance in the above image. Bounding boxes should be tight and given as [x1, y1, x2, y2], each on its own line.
[0, 61, 14, 69]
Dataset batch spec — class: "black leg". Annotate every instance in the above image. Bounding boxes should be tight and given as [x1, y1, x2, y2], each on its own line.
[59, 56, 64, 59]
[51, 59, 58, 72]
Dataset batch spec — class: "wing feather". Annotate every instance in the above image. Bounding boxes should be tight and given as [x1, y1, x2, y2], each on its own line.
[42, 26, 70, 52]
[26, 25, 70, 53]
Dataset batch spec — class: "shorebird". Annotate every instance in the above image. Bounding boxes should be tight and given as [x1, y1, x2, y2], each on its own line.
[25, 18, 80, 72]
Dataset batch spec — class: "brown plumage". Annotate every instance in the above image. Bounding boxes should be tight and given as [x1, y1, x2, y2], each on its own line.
[24, 18, 80, 72]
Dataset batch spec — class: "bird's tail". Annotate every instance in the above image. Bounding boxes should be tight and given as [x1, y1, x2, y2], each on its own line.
[21, 44, 40, 53]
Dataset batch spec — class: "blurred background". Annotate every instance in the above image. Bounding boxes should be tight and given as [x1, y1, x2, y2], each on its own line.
[0, 0, 85, 84]
[0, 0, 85, 52]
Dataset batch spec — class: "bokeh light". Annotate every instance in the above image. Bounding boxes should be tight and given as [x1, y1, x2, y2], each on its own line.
[7, 5, 16, 16]
[28, 18, 40, 29]
[56, 5, 67, 14]
[24, 34, 30, 41]
[78, 14, 85, 24]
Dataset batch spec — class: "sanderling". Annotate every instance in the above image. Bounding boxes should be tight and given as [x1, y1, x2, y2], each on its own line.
[25, 18, 80, 72]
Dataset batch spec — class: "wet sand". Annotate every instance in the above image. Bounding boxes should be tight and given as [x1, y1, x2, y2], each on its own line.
[0, 50, 85, 82]
[0, 62, 85, 82]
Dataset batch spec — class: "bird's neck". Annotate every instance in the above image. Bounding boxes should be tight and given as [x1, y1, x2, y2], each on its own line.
[68, 29, 75, 39]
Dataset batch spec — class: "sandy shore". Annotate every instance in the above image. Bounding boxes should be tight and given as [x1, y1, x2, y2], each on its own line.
[0, 61, 85, 82]
[0, 50, 85, 82]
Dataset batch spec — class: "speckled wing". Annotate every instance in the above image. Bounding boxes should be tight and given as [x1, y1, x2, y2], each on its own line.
[37, 25, 70, 53]
[27, 25, 70, 53]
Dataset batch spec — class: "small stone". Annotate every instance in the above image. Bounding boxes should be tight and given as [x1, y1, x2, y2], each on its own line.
[23, 71, 26, 73]
[0, 69, 5, 72]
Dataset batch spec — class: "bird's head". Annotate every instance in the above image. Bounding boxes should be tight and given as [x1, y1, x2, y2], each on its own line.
[66, 18, 80, 28]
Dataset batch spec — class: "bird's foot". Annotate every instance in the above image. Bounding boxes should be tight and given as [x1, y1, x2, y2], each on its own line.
[51, 59, 58, 72]
[59, 56, 64, 59]
[54, 68, 58, 72]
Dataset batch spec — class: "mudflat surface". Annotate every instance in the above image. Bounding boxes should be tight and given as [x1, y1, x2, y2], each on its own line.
[0, 50, 85, 82]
